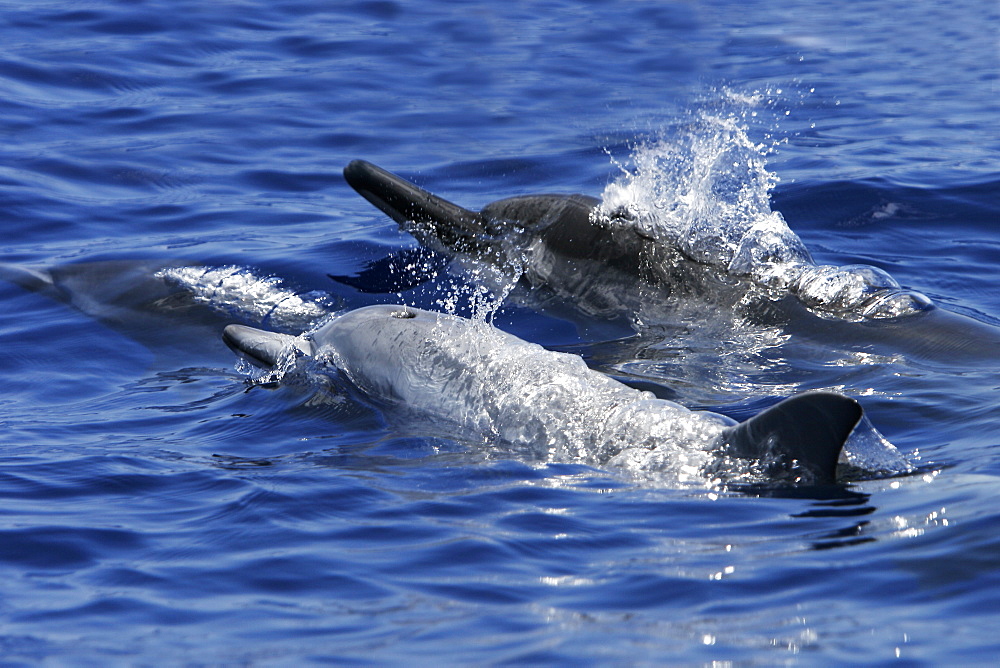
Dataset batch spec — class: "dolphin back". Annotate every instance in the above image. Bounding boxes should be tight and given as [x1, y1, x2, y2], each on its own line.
[718, 392, 863, 485]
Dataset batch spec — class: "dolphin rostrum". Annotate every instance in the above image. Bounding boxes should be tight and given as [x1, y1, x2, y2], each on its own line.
[224, 304, 863, 484]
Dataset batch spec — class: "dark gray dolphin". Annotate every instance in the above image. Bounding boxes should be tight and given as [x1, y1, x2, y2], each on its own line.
[224, 304, 862, 484]
[342, 160, 1000, 362]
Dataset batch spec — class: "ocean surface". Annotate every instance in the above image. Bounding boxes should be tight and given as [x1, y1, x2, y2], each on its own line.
[1, 0, 998, 663]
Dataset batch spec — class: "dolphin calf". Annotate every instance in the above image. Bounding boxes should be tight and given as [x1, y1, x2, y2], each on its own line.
[223, 304, 864, 485]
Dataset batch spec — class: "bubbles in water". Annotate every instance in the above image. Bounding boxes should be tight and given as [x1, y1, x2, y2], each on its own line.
[233, 339, 309, 386]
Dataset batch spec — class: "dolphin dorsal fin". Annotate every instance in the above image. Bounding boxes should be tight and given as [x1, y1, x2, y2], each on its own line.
[719, 392, 863, 484]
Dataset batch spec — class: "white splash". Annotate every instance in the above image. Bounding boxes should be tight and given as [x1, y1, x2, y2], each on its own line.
[841, 417, 914, 477]
[427, 241, 526, 324]
[156, 265, 334, 331]
[598, 108, 932, 320]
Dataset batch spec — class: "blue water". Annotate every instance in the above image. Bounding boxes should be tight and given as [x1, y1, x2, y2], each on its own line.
[1, 0, 998, 663]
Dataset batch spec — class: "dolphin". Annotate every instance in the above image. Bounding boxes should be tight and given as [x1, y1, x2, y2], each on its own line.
[223, 304, 864, 485]
[0, 260, 334, 361]
[342, 160, 1000, 362]
[341, 160, 925, 316]
[342, 159, 658, 318]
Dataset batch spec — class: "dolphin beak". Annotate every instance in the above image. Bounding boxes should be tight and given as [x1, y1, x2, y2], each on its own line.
[222, 324, 311, 368]
[343, 159, 483, 237]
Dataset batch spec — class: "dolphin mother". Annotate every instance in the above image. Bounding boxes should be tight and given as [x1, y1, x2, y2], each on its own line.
[224, 305, 862, 485]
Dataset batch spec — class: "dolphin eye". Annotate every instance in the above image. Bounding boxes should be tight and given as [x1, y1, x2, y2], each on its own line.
[390, 309, 416, 319]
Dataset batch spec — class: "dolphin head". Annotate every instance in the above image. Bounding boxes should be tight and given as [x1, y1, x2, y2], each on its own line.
[311, 305, 452, 377]
[312, 305, 435, 351]
[222, 306, 448, 372]
[222, 305, 464, 394]
[305, 304, 512, 402]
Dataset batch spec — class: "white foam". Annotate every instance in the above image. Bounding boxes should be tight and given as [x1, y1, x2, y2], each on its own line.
[156, 265, 334, 331]
[597, 107, 931, 320]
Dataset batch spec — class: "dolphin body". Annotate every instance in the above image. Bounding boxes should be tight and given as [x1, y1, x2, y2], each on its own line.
[342, 160, 1000, 361]
[224, 304, 863, 485]
[341, 159, 918, 318]
[342, 159, 661, 320]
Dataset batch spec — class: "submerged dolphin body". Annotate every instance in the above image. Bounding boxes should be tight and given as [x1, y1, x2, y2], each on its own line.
[0, 261, 334, 361]
[224, 305, 863, 484]
[0, 260, 229, 359]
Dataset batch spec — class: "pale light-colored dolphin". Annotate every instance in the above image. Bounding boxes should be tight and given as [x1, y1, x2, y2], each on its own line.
[223, 304, 865, 485]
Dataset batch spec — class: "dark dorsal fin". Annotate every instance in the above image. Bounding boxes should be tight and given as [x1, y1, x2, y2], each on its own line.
[343, 160, 487, 251]
[719, 392, 863, 485]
